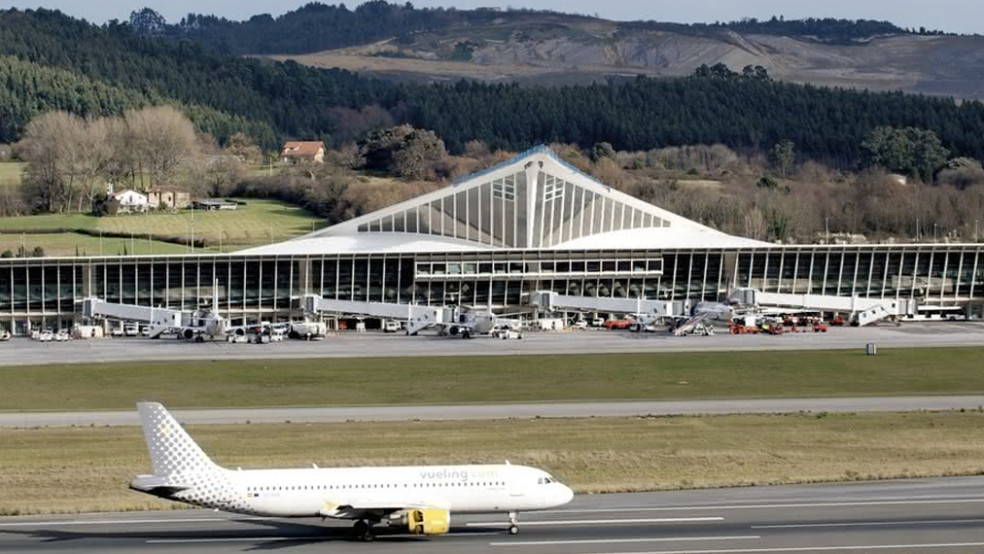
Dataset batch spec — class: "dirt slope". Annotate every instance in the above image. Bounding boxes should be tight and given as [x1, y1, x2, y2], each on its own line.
[260, 16, 984, 98]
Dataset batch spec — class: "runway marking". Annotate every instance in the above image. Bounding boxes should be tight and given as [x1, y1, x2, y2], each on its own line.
[753, 518, 984, 529]
[146, 537, 322, 544]
[579, 541, 984, 553]
[0, 516, 271, 527]
[542, 496, 984, 514]
[489, 535, 759, 547]
[469, 517, 724, 527]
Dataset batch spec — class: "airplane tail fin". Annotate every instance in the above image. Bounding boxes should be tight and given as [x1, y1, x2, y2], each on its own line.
[137, 402, 219, 477]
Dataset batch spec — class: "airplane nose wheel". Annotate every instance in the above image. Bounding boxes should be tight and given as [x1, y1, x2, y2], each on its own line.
[507, 512, 519, 535]
[353, 519, 374, 542]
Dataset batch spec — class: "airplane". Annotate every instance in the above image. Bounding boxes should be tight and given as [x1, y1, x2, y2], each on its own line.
[691, 301, 735, 322]
[130, 402, 574, 541]
[435, 307, 523, 339]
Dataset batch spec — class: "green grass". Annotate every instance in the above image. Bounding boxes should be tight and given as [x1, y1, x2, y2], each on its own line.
[1, 348, 982, 412]
[0, 232, 191, 257]
[2, 411, 984, 515]
[0, 162, 25, 187]
[0, 199, 322, 255]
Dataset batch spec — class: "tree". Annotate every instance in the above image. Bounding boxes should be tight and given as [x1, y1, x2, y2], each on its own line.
[772, 140, 795, 178]
[125, 106, 200, 189]
[590, 142, 616, 162]
[129, 8, 167, 35]
[225, 133, 263, 165]
[937, 157, 984, 189]
[861, 126, 949, 182]
[358, 125, 446, 180]
[17, 111, 81, 213]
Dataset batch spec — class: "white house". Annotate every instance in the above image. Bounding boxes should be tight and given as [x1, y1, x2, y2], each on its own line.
[109, 190, 149, 214]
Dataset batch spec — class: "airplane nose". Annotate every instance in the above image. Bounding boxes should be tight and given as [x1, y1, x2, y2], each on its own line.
[559, 484, 574, 505]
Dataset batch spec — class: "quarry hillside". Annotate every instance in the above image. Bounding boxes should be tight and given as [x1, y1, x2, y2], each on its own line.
[263, 14, 984, 99]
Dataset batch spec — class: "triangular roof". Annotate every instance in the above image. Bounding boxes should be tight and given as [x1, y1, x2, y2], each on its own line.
[289, 145, 764, 251]
[281, 141, 325, 157]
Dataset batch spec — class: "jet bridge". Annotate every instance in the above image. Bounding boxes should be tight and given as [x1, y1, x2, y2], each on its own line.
[82, 298, 181, 338]
[302, 295, 452, 335]
[745, 290, 912, 326]
[528, 291, 679, 319]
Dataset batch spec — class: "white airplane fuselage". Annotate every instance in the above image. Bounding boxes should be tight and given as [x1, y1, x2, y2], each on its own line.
[129, 402, 573, 532]
[169, 464, 571, 518]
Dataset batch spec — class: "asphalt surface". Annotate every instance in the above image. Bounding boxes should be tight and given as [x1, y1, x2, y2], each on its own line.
[3, 396, 984, 427]
[3, 477, 984, 553]
[1, 322, 982, 367]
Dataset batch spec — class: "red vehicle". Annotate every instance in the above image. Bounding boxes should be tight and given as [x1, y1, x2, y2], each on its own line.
[604, 319, 633, 330]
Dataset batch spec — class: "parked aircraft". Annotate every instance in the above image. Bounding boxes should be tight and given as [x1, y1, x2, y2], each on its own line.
[436, 307, 523, 339]
[130, 403, 573, 541]
[692, 301, 735, 322]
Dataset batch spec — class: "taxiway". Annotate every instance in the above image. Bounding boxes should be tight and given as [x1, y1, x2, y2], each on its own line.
[2, 395, 984, 426]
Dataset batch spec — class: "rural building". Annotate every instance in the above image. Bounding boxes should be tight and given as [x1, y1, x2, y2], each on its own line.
[193, 199, 238, 211]
[105, 190, 149, 214]
[147, 189, 191, 210]
[2, 146, 983, 334]
[281, 141, 325, 163]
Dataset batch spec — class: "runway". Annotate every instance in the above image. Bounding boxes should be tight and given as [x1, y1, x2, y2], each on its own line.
[1, 322, 982, 367]
[3, 395, 984, 426]
[3, 476, 984, 553]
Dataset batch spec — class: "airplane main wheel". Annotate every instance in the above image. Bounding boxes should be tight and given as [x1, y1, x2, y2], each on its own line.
[353, 520, 374, 542]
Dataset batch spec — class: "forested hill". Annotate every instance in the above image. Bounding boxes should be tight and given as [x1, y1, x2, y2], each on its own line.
[3, 8, 984, 165]
[136, 2, 914, 55]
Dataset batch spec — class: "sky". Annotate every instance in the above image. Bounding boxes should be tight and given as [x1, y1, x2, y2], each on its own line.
[7, 0, 984, 35]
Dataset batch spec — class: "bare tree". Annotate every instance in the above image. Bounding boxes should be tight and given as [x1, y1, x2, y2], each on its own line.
[125, 106, 199, 189]
[17, 111, 78, 212]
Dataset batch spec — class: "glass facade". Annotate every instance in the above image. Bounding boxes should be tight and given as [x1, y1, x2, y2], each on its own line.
[2, 244, 981, 333]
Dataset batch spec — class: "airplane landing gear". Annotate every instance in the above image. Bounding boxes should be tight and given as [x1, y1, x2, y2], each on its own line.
[507, 511, 519, 535]
[353, 519, 375, 542]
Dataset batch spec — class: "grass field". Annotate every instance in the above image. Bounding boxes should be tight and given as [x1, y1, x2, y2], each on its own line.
[0, 162, 24, 187]
[0, 232, 190, 257]
[2, 411, 983, 515]
[0, 199, 322, 255]
[1, 348, 982, 412]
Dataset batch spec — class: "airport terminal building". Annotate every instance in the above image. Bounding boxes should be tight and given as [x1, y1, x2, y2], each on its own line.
[1, 146, 983, 334]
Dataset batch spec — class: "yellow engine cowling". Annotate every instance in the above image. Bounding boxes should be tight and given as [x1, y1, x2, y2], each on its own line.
[407, 508, 450, 535]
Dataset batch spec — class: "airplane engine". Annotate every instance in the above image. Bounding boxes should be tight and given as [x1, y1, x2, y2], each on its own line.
[448, 325, 460, 336]
[182, 328, 195, 340]
[399, 509, 450, 535]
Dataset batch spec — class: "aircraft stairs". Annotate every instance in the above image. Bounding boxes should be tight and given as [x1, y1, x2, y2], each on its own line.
[672, 313, 710, 336]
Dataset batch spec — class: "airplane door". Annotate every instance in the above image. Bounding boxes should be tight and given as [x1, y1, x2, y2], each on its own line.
[508, 469, 524, 497]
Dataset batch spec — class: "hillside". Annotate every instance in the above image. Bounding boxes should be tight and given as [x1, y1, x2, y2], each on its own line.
[4, 8, 984, 165]
[268, 15, 984, 99]
[140, 3, 984, 98]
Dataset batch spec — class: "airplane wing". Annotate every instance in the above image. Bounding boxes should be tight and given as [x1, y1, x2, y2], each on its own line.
[320, 499, 438, 520]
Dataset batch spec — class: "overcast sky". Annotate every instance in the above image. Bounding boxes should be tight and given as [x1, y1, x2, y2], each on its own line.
[8, 0, 984, 34]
